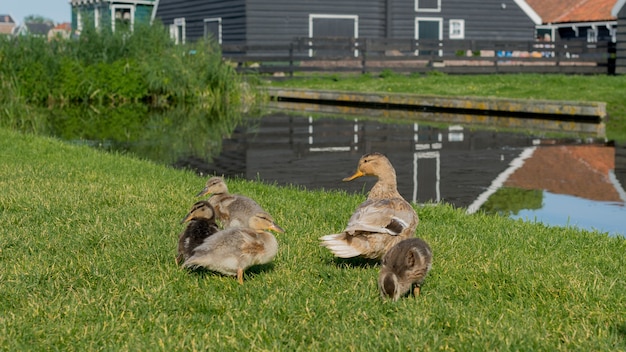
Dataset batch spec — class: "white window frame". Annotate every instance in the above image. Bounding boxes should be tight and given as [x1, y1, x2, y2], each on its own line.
[449, 19, 464, 39]
[94, 7, 100, 29]
[415, 17, 443, 56]
[77, 12, 83, 31]
[308, 14, 359, 57]
[111, 4, 134, 32]
[171, 17, 186, 45]
[203, 17, 222, 44]
[586, 25, 597, 43]
[415, 0, 441, 12]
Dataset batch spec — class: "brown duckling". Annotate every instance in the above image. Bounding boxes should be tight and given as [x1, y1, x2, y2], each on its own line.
[176, 200, 220, 266]
[320, 152, 419, 260]
[196, 176, 267, 229]
[182, 212, 285, 284]
[378, 238, 432, 301]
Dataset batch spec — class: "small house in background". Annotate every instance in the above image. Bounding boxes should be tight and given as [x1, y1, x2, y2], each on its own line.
[153, 0, 540, 49]
[613, 0, 626, 73]
[69, 0, 157, 32]
[0, 14, 17, 35]
[526, 0, 618, 42]
[14, 22, 54, 37]
[48, 22, 73, 40]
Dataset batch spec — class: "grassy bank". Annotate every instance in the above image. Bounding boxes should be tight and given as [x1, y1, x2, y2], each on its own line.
[1, 127, 624, 350]
[265, 73, 626, 141]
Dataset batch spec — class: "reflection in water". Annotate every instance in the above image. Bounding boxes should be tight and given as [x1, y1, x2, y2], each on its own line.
[510, 191, 625, 237]
[178, 112, 625, 237]
[46, 104, 243, 164]
[36, 106, 626, 237]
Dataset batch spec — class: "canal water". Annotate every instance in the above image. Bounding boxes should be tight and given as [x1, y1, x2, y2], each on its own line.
[173, 110, 626, 238]
[47, 103, 624, 237]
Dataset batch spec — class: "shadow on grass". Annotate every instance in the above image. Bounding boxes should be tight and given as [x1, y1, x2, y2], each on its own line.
[184, 262, 276, 282]
[614, 322, 626, 341]
[329, 256, 381, 269]
[245, 262, 276, 279]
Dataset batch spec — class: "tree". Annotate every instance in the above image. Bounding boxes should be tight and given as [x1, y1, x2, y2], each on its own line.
[24, 15, 54, 25]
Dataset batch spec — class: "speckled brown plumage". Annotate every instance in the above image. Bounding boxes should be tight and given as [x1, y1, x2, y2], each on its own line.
[176, 201, 220, 266]
[182, 213, 285, 284]
[378, 238, 432, 301]
[196, 176, 268, 229]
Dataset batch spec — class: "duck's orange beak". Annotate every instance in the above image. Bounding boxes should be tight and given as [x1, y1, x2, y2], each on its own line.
[269, 223, 285, 233]
[343, 170, 364, 182]
[180, 212, 195, 224]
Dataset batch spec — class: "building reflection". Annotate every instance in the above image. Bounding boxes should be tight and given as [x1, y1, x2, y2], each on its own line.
[184, 112, 624, 211]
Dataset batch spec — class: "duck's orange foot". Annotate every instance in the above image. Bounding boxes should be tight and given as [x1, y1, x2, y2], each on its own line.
[237, 268, 244, 285]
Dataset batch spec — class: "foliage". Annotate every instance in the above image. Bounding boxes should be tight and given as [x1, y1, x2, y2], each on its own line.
[480, 187, 543, 216]
[3, 102, 245, 166]
[1, 127, 625, 350]
[0, 21, 244, 110]
[0, 73, 48, 133]
[23, 15, 54, 25]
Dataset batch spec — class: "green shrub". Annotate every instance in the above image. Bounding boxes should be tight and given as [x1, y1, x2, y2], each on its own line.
[0, 21, 245, 110]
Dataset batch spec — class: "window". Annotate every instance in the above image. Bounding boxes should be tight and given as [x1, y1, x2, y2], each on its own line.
[415, 18, 443, 56]
[416, 0, 441, 12]
[586, 27, 597, 43]
[77, 12, 83, 31]
[204, 18, 221, 44]
[449, 19, 464, 39]
[309, 14, 359, 57]
[112, 5, 133, 32]
[94, 7, 100, 29]
[170, 17, 186, 45]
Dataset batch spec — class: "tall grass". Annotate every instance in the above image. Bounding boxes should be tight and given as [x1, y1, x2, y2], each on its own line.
[1, 127, 625, 350]
[0, 21, 243, 112]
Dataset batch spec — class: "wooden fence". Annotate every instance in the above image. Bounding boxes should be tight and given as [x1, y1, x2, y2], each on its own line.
[222, 37, 615, 76]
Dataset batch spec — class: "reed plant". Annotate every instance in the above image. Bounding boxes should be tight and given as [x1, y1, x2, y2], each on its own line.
[0, 21, 243, 112]
[1, 127, 624, 350]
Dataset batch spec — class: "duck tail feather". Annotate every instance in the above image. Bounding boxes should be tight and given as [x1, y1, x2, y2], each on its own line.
[319, 234, 362, 258]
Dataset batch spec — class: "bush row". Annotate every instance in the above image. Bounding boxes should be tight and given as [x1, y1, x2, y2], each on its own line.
[0, 21, 242, 113]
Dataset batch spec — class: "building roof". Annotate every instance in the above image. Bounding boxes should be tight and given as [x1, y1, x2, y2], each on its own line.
[0, 15, 17, 35]
[53, 22, 72, 31]
[23, 22, 54, 35]
[504, 145, 621, 203]
[0, 14, 15, 24]
[526, 0, 617, 24]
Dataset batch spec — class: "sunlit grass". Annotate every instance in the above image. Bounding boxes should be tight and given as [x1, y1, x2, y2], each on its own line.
[1, 127, 625, 350]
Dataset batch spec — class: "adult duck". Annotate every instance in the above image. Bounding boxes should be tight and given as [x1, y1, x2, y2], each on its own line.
[182, 212, 285, 284]
[196, 176, 267, 229]
[320, 152, 418, 260]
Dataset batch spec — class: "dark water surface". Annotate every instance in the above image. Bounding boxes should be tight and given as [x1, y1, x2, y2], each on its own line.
[48, 105, 624, 237]
[174, 111, 625, 237]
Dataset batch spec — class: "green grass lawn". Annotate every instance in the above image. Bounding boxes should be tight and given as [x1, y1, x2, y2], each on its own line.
[1, 128, 625, 350]
[265, 73, 626, 142]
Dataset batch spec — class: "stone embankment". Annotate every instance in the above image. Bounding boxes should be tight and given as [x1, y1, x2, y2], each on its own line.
[266, 87, 606, 137]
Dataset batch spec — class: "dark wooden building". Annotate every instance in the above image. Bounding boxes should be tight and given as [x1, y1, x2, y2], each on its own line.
[154, 0, 538, 48]
[614, 0, 626, 73]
